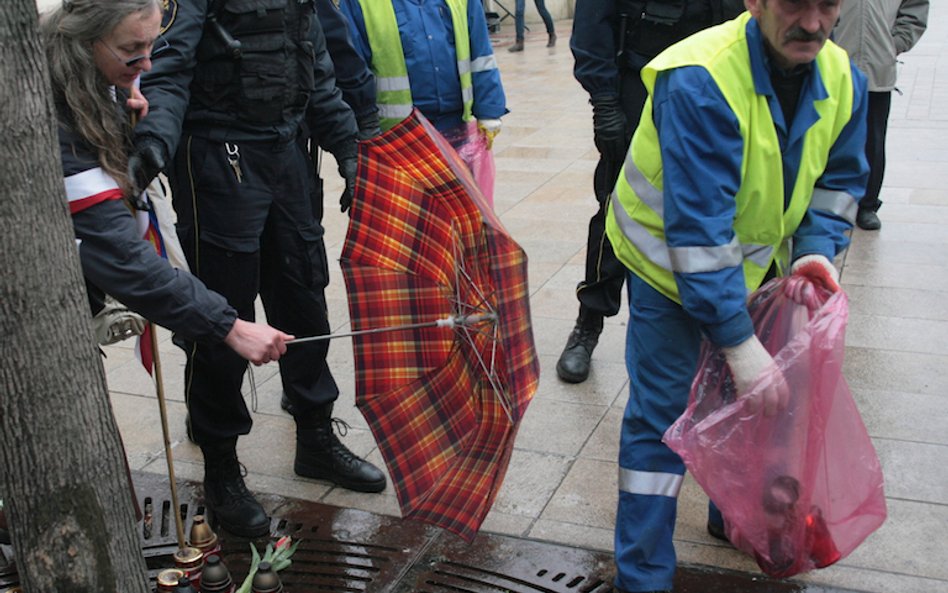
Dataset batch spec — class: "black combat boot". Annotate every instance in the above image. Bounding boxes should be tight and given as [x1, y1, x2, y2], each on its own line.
[294, 405, 386, 493]
[555, 308, 604, 383]
[201, 438, 270, 538]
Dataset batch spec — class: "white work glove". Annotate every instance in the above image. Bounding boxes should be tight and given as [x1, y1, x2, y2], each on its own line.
[477, 118, 502, 150]
[786, 254, 840, 304]
[722, 335, 790, 416]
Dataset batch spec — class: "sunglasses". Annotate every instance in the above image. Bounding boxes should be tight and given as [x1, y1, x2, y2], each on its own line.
[100, 35, 170, 68]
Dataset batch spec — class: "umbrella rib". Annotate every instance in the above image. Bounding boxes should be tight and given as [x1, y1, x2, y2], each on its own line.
[445, 223, 514, 422]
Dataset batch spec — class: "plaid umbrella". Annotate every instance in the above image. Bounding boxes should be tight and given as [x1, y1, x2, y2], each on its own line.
[340, 109, 539, 540]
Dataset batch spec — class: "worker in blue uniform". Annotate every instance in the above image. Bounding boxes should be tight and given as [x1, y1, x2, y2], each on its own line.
[558, 0, 745, 384]
[603, 0, 869, 590]
[337, 0, 507, 138]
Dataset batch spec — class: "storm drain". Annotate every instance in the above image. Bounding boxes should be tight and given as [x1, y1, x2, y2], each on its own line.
[0, 472, 857, 593]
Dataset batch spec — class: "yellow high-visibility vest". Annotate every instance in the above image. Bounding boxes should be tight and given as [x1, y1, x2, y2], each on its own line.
[607, 12, 856, 302]
[358, 0, 474, 130]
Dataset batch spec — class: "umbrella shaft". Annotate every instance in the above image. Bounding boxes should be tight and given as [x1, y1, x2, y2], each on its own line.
[287, 313, 496, 345]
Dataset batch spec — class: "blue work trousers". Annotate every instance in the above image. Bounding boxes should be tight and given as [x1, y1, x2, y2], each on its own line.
[615, 272, 702, 592]
[514, 0, 555, 41]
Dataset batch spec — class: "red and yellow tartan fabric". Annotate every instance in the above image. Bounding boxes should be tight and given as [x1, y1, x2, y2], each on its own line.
[341, 109, 539, 540]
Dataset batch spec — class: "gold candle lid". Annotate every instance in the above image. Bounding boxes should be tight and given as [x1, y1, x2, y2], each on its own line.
[188, 514, 218, 550]
[156, 568, 185, 588]
[173, 546, 204, 568]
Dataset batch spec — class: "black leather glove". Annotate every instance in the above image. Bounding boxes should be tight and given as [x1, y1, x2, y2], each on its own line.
[127, 137, 166, 197]
[355, 109, 382, 141]
[337, 156, 358, 213]
[591, 96, 629, 163]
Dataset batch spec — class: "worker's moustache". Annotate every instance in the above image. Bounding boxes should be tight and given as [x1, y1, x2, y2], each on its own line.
[785, 27, 826, 44]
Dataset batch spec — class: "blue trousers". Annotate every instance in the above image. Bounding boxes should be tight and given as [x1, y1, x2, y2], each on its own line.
[615, 273, 702, 592]
[514, 0, 555, 41]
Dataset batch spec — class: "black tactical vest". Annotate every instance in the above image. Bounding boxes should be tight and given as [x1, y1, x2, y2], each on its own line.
[615, 0, 743, 59]
[190, 0, 317, 126]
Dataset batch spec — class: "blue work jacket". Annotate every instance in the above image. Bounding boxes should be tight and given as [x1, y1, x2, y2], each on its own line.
[339, 0, 507, 132]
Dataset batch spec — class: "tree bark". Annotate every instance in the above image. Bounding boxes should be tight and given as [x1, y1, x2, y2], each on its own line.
[0, 1, 150, 591]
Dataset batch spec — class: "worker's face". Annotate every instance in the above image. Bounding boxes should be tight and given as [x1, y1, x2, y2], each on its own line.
[93, 7, 162, 89]
[746, 0, 842, 69]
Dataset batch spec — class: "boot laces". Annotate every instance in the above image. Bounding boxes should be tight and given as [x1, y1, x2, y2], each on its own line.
[208, 462, 254, 504]
[566, 323, 601, 352]
[327, 419, 363, 466]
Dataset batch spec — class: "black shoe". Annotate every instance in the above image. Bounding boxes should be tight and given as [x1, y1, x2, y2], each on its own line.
[546, 32, 557, 47]
[508, 40, 524, 53]
[295, 419, 386, 493]
[856, 208, 881, 230]
[555, 310, 604, 383]
[201, 439, 270, 538]
[707, 519, 730, 543]
[280, 392, 295, 416]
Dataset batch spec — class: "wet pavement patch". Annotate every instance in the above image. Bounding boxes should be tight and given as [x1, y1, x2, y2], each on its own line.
[0, 472, 865, 592]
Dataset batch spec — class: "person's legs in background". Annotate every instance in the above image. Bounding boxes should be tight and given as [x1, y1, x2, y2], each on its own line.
[556, 68, 645, 383]
[508, 0, 526, 52]
[534, 0, 556, 46]
[857, 90, 892, 231]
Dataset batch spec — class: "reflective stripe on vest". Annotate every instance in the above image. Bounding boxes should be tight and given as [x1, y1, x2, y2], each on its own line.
[811, 188, 858, 224]
[606, 12, 855, 302]
[359, 0, 474, 130]
[618, 468, 684, 498]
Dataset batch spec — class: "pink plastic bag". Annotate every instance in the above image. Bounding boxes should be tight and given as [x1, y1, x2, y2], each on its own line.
[664, 276, 887, 578]
[442, 121, 496, 208]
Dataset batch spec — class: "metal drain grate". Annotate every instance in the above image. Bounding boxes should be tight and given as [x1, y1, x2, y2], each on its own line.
[0, 473, 857, 593]
[219, 499, 438, 592]
[392, 532, 616, 593]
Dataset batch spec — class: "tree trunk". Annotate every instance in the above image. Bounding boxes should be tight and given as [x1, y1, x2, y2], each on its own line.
[0, 2, 150, 591]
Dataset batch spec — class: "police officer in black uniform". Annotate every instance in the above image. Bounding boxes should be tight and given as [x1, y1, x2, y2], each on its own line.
[558, 0, 745, 384]
[129, 0, 386, 538]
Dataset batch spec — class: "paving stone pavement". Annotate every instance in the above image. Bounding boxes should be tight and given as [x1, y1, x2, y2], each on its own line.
[95, 8, 948, 593]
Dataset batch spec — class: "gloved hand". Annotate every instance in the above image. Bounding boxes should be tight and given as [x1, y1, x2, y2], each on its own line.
[591, 95, 628, 162]
[128, 137, 166, 197]
[355, 109, 382, 141]
[477, 118, 502, 150]
[337, 156, 358, 213]
[790, 254, 839, 292]
[722, 335, 790, 416]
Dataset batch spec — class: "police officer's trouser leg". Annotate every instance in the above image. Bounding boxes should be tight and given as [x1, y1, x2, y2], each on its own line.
[254, 140, 386, 493]
[170, 135, 264, 445]
[615, 273, 701, 592]
[556, 155, 628, 383]
[256, 140, 339, 419]
[576, 156, 629, 318]
[181, 241, 258, 444]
